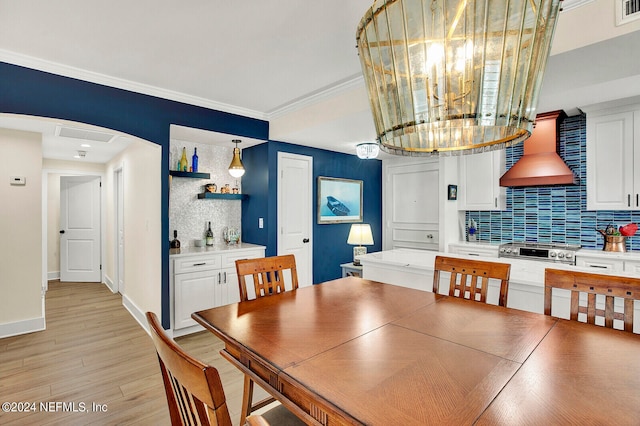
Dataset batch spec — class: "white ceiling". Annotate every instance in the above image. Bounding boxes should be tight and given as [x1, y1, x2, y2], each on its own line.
[0, 0, 639, 162]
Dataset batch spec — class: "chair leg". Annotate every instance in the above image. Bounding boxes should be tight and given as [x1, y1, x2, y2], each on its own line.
[240, 374, 254, 426]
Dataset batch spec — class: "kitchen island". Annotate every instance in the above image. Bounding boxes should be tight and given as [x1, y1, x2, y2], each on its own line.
[358, 247, 640, 333]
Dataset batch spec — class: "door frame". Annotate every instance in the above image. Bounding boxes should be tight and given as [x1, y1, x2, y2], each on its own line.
[277, 151, 313, 286]
[42, 167, 106, 290]
[113, 164, 124, 294]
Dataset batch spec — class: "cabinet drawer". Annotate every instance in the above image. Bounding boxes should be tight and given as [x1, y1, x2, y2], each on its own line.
[174, 255, 222, 274]
[575, 257, 624, 272]
[221, 249, 264, 268]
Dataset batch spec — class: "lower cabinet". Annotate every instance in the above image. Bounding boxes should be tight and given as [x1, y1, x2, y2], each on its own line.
[171, 247, 264, 336]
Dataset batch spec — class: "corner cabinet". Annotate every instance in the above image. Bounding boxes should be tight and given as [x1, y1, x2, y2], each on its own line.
[585, 101, 640, 210]
[170, 245, 265, 337]
[457, 150, 506, 211]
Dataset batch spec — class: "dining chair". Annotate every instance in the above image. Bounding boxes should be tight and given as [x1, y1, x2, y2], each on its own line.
[544, 268, 639, 332]
[234, 255, 300, 424]
[432, 255, 511, 306]
[235, 254, 299, 302]
[146, 312, 300, 426]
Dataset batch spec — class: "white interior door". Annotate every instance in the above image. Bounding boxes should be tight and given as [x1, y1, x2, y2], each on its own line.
[60, 175, 101, 282]
[277, 152, 313, 287]
[115, 168, 124, 293]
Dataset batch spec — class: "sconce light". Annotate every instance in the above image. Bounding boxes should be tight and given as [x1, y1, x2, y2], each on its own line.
[356, 142, 380, 159]
[228, 139, 245, 178]
[347, 224, 374, 266]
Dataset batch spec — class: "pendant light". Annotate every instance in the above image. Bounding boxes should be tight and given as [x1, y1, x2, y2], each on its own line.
[356, 0, 562, 156]
[228, 139, 245, 178]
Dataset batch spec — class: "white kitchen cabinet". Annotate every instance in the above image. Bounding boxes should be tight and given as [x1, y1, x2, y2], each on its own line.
[575, 255, 625, 273]
[584, 100, 640, 210]
[383, 159, 439, 251]
[448, 243, 499, 258]
[457, 150, 506, 211]
[624, 260, 640, 274]
[171, 245, 265, 336]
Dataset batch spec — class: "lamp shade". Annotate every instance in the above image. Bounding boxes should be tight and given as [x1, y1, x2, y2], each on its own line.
[347, 224, 374, 246]
[356, 0, 562, 156]
[228, 139, 245, 178]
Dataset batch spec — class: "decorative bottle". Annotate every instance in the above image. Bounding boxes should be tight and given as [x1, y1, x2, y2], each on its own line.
[191, 148, 199, 172]
[180, 147, 188, 172]
[170, 230, 181, 249]
[206, 222, 214, 246]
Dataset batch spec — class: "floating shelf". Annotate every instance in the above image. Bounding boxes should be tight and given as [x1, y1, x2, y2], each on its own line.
[169, 170, 211, 179]
[197, 193, 248, 200]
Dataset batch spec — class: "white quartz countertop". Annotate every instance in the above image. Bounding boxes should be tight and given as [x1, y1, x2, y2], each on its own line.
[577, 248, 640, 261]
[358, 248, 636, 287]
[169, 242, 265, 258]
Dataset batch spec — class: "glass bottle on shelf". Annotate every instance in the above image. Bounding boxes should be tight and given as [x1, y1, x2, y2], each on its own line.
[191, 148, 199, 172]
[206, 221, 214, 246]
[180, 147, 188, 172]
[170, 230, 181, 249]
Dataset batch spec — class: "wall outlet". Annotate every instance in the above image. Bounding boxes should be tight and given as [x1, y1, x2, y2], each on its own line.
[259, 218, 264, 229]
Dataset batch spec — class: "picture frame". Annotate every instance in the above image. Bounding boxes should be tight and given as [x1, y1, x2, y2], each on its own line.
[317, 177, 363, 224]
[447, 184, 458, 200]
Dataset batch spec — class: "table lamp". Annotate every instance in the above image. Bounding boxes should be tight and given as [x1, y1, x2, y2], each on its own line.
[347, 224, 374, 266]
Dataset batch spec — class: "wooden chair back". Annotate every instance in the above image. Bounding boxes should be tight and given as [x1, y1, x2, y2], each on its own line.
[544, 268, 639, 332]
[146, 311, 233, 426]
[433, 256, 511, 306]
[236, 255, 299, 302]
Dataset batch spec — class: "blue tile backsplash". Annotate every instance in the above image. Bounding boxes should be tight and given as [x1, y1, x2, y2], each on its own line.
[466, 114, 640, 251]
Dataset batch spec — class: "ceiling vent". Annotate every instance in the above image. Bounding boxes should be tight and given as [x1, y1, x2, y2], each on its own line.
[55, 125, 116, 143]
[616, 0, 640, 25]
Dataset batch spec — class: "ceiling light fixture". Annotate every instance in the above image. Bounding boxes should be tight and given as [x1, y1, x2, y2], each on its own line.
[356, 142, 380, 159]
[228, 139, 245, 178]
[356, 0, 562, 156]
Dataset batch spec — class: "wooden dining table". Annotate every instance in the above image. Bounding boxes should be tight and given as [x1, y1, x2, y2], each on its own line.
[192, 276, 640, 425]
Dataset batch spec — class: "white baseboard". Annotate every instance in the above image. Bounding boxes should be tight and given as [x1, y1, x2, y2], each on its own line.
[104, 275, 116, 293]
[122, 294, 149, 336]
[0, 316, 46, 339]
[48, 271, 60, 281]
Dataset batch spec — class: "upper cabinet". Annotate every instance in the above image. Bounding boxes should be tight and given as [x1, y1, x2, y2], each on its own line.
[585, 99, 640, 210]
[457, 150, 506, 211]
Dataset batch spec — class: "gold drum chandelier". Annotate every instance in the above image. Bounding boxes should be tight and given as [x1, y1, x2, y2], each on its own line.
[356, 0, 562, 156]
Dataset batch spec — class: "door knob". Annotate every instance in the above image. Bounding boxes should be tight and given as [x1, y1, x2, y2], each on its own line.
[303, 238, 310, 243]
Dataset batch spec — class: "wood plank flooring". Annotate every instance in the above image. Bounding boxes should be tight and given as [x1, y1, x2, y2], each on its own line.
[0, 281, 247, 425]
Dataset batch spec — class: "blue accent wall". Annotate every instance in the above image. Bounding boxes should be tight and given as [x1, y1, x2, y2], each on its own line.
[466, 114, 640, 251]
[0, 62, 269, 328]
[242, 141, 382, 283]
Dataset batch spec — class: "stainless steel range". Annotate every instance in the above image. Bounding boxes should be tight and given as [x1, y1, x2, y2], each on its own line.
[498, 242, 581, 265]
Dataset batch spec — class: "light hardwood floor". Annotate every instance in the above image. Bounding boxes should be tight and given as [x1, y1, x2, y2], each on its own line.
[0, 281, 247, 425]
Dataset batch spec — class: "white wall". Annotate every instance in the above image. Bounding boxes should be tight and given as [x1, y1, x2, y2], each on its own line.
[105, 139, 162, 322]
[0, 128, 44, 337]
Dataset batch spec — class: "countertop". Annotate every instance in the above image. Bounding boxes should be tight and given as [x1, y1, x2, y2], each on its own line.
[358, 248, 638, 287]
[169, 242, 265, 258]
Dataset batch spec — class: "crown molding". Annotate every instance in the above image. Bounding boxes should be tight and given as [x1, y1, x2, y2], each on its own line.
[561, 0, 595, 12]
[267, 74, 365, 120]
[0, 49, 268, 121]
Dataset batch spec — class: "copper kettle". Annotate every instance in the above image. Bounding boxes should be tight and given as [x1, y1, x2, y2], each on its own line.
[596, 229, 627, 252]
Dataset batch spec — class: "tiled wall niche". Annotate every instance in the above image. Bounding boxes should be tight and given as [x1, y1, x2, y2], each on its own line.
[169, 140, 242, 247]
[466, 114, 640, 251]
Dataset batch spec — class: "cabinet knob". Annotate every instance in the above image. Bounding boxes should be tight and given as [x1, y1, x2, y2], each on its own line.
[303, 238, 310, 243]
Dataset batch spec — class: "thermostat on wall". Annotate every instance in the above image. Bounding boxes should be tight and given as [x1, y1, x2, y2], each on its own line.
[10, 176, 26, 185]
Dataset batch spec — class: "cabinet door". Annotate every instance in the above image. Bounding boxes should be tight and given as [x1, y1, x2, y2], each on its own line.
[383, 160, 439, 251]
[586, 111, 634, 210]
[458, 150, 505, 211]
[624, 260, 640, 275]
[217, 267, 241, 306]
[174, 270, 217, 329]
